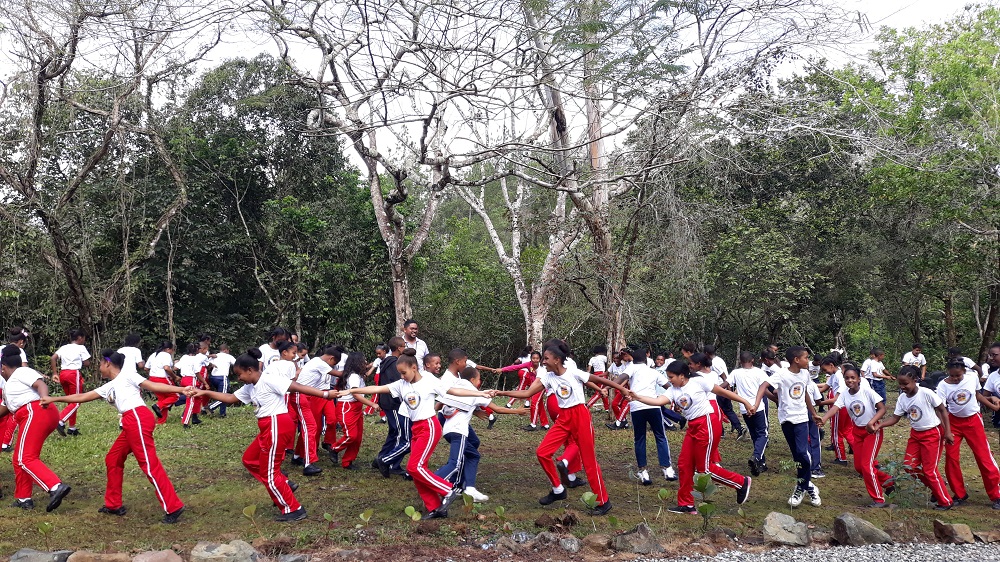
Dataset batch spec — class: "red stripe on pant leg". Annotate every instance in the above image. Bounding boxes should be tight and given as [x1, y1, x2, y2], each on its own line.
[13, 403, 61, 498]
[104, 430, 130, 509]
[566, 404, 609, 504]
[964, 414, 1000, 500]
[59, 370, 81, 425]
[125, 407, 184, 513]
[180, 376, 197, 424]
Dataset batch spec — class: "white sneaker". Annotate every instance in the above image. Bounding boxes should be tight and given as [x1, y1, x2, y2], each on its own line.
[788, 487, 804, 507]
[662, 466, 677, 481]
[464, 487, 489, 502]
[807, 483, 821, 506]
[637, 469, 651, 486]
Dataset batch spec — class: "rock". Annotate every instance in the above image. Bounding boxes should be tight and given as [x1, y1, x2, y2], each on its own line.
[190, 541, 258, 562]
[762, 511, 810, 546]
[251, 536, 294, 556]
[132, 551, 182, 562]
[582, 534, 610, 553]
[610, 523, 665, 554]
[559, 537, 581, 553]
[334, 550, 359, 560]
[415, 519, 442, 534]
[833, 512, 893, 546]
[494, 536, 520, 554]
[532, 531, 559, 547]
[277, 556, 309, 562]
[67, 553, 129, 562]
[934, 520, 975, 544]
[12, 551, 74, 562]
[511, 531, 533, 544]
[975, 530, 1000, 543]
[555, 510, 580, 527]
[811, 531, 833, 546]
[885, 520, 921, 543]
[534, 514, 557, 529]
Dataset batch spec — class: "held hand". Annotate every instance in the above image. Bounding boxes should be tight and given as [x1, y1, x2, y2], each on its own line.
[182, 386, 199, 397]
[815, 416, 825, 428]
[39, 396, 55, 406]
[745, 404, 756, 416]
[943, 431, 955, 445]
[484, 389, 499, 398]
[336, 389, 352, 399]
[865, 422, 876, 434]
[601, 389, 609, 397]
[51, 373, 60, 383]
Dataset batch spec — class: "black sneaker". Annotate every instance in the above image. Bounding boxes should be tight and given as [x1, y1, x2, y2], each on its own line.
[0, 445, 9, 453]
[952, 494, 969, 506]
[832, 459, 850, 466]
[183, 424, 190, 430]
[439, 487, 461, 512]
[737, 477, 752, 505]
[46, 483, 71, 512]
[150, 404, 162, 419]
[329, 449, 340, 464]
[748, 458, 761, 477]
[556, 461, 571, 488]
[604, 422, 621, 431]
[934, 503, 952, 511]
[538, 490, 568, 505]
[321, 443, 332, 451]
[303, 464, 323, 476]
[290, 456, 306, 467]
[487, 416, 496, 430]
[191, 415, 202, 425]
[287, 480, 299, 492]
[883, 483, 895, 496]
[56, 423, 67, 437]
[667, 504, 696, 514]
[824, 444, 836, 451]
[522, 425, 538, 432]
[370, 459, 379, 469]
[420, 508, 447, 520]
[375, 458, 391, 478]
[274, 507, 307, 522]
[343, 463, 361, 471]
[591, 501, 612, 516]
[12, 499, 34, 510]
[98, 505, 127, 516]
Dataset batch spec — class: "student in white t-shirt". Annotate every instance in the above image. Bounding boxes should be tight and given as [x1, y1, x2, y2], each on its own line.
[42, 349, 187, 523]
[873, 366, 954, 510]
[585, 345, 612, 413]
[947, 347, 984, 380]
[730, 351, 771, 476]
[902, 343, 927, 380]
[327, 352, 378, 469]
[611, 351, 677, 485]
[0, 328, 30, 452]
[860, 348, 894, 402]
[258, 327, 290, 369]
[208, 344, 236, 417]
[175, 343, 208, 428]
[401, 319, 431, 370]
[116, 333, 145, 376]
[984, 342, 1000, 429]
[51, 329, 92, 436]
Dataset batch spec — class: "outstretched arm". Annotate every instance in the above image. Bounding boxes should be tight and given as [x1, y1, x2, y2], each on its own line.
[288, 381, 333, 399]
[712, 386, 754, 415]
[588, 374, 630, 395]
[189, 388, 242, 405]
[42, 391, 102, 405]
[498, 378, 544, 400]
[338, 384, 391, 398]
[140, 380, 188, 395]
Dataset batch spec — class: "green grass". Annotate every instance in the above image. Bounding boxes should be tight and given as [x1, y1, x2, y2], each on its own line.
[1, 393, 997, 554]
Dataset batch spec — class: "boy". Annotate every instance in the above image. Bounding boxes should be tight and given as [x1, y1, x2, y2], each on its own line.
[861, 348, 894, 402]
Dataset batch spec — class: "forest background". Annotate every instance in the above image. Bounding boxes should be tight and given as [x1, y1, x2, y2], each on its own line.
[0, 0, 997, 372]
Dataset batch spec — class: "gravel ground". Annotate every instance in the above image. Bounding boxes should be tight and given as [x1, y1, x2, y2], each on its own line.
[650, 543, 1000, 562]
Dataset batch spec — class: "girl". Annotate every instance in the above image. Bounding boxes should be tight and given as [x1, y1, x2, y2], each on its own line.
[364, 344, 389, 418]
[175, 343, 204, 428]
[208, 344, 236, 417]
[339, 349, 492, 519]
[51, 329, 91, 436]
[630, 360, 753, 513]
[606, 348, 636, 431]
[819, 364, 892, 507]
[189, 348, 336, 522]
[861, 348, 895, 402]
[506, 352, 539, 408]
[328, 352, 378, 469]
[0, 327, 30, 453]
[498, 343, 632, 516]
[935, 360, 1000, 508]
[729, 351, 770, 476]
[41, 350, 187, 522]
[612, 350, 676, 485]
[0, 345, 72, 511]
[374, 338, 407, 473]
[147, 342, 178, 424]
[258, 328, 290, 369]
[293, 346, 340, 473]
[873, 366, 954, 510]
[585, 345, 611, 413]
[117, 333, 145, 375]
[817, 357, 854, 465]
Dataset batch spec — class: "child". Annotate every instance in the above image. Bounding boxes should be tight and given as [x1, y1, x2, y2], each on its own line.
[291, 346, 340, 474]
[585, 345, 611, 413]
[819, 364, 892, 506]
[507, 352, 539, 408]
[612, 349, 676, 484]
[117, 333, 145, 375]
[729, 351, 770, 476]
[631, 360, 753, 513]
[189, 348, 336, 521]
[365, 344, 389, 418]
[498, 341, 632, 516]
[41, 349, 187, 522]
[817, 357, 854, 465]
[754, 346, 821, 508]
[208, 344, 236, 417]
[339, 349, 491, 519]
[147, 342, 178, 424]
[935, 359, 1000, 508]
[861, 348, 894, 402]
[258, 328, 290, 368]
[0, 345, 72, 511]
[606, 348, 637, 431]
[328, 352, 378, 469]
[872, 366, 953, 510]
[0, 327, 30, 453]
[704, 346, 746, 439]
[175, 343, 204, 428]
[902, 343, 927, 381]
[51, 329, 91, 436]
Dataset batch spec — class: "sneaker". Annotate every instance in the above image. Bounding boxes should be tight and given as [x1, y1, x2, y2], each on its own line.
[287, 480, 298, 492]
[303, 464, 323, 477]
[12, 498, 34, 510]
[290, 456, 306, 467]
[375, 457, 391, 478]
[952, 494, 969, 506]
[274, 507, 307, 522]
[824, 444, 836, 451]
[735, 427, 748, 441]
[992, 499, 1000, 511]
[737, 477, 752, 505]
[98, 505, 127, 516]
[759, 462, 769, 473]
[0, 445, 8, 453]
[163, 506, 185, 524]
[522, 425, 538, 432]
[934, 503, 952, 511]
[190, 415, 201, 425]
[788, 487, 805, 508]
[420, 508, 447, 520]
[538, 490, 568, 505]
[56, 422, 67, 437]
[321, 443, 332, 451]
[487, 416, 497, 430]
[464, 487, 489, 502]
[183, 424, 190, 430]
[664, 420, 677, 431]
[667, 504, 697, 514]
[811, 469, 826, 479]
[748, 458, 761, 477]
[150, 404, 162, 419]
[869, 501, 890, 508]
[46, 483, 71, 512]
[329, 449, 340, 464]
[439, 486, 461, 513]
[591, 501, 613, 516]
[604, 422, 621, 431]
[542, 424, 550, 430]
[567, 477, 587, 489]
[662, 466, 677, 481]
[637, 469, 651, 486]
[807, 483, 821, 507]
[343, 463, 361, 471]
[832, 459, 850, 466]
[883, 483, 895, 496]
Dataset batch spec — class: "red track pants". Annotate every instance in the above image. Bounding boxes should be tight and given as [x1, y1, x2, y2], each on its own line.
[832, 406, 856, 461]
[331, 401, 364, 466]
[537, 404, 608, 504]
[13, 402, 62, 499]
[243, 414, 300, 514]
[149, 376, 178, 424]
[530, 392, 550, 426]
[507, 371, 536, 407]
[407, 417, 453, 512]
[291, 394, 319, 465]
[180, 376, 201, 425]
[585, 372, 611, 411]
[905, 426, 952, 507]
[58, 370, 82, 427]
[945, 413, 1000, 501]
[613, 392, 630, 423]
[676, 413, 746, 507]
[850, 425, 891, 502]
[105, 407, 183, 513]
[322, 397, 343, 447]
[1, 416, 17, 447]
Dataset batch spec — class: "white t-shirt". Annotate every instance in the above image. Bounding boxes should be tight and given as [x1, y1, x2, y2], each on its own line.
[608, 363, 626, 379]
[540, 368, 591, 409]
[766, 368, 811, 424]
[403, 338, 430, 369]
[147, 351, 174, 380]
[984, 369, 1000, 397]
[808, 364, 821, 381]
[258, 344, 280, 368]
[211, 353, 236, 378]
[388, 374, 444, 422]
[194, 353, 210, 375]
[902, 352, 926, 368]
[807, 381, 823, 405]
[936, 375, 982, 418]
[372, 357, 383, 374]
[729, 367, 769, 414]
[627, 364, 669, 412]
[264, 359, 297, 380]
[664, 376, 715, 421]
[861, 358, 886, 381]
[94, 370, 148, 414]
[175, 354, 201, 378]
[17, 349, 27, 365]
[234, 370, 293, 417]
[339, 373, 364, 403]
[645, 357, 654, 367]
[56, 343, 91, 370]
[710, 356, 729, 381]
[117, 346, 144, 376]
[439, 378, 491, 437]
[588, 354, 608, 373]
[4, 367, 45, 411]
[697, 369, 721, 402]
[297, 357, 332, 388]
[894, 387, 943, 431]
[835, 386, 883, 427]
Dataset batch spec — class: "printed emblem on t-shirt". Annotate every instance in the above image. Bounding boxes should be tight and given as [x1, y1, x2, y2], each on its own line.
[907, 405, 923, 422]
[788, 382, 805, 400]
[676, 394, 692, 410]
[849, 401, 865, 418]
[106, 388, 117, 405]
[556, 382, 572, 399]
[404, 391, 421, 410]
[950, 389, 972, 406]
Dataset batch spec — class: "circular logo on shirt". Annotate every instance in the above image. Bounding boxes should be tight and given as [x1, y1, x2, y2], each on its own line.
[849, 401, 866, 418]
[556, 382, 573, 399]
[676, 394, 693, 410]
[106, 389, 116, 405]
[907, 406, 923, 422]
[788, 383, 805, 400]
[950, 389, 972, 406]
[404, 391, 421, 410]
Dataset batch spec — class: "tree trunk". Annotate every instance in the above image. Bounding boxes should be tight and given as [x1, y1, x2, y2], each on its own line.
[944, 292, 957, 348]
[979, 283, 999, 363]
[390, 258, 413, 333]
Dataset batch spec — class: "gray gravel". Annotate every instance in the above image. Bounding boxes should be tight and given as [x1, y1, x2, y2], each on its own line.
[647, 543, 1000, 562]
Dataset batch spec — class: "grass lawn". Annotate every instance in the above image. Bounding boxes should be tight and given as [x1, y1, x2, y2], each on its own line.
[1, 391, 998, 556]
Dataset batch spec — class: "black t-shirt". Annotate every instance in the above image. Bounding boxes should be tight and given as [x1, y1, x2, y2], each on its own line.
[377, 355, 402, 411]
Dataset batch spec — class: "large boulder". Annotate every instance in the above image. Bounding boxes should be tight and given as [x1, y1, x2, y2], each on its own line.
[762, 511, 810, 546]
[11, 551, 73, 562]
[581, 534, 611, 553]
[67, 553, 130, 562]
[610, 523, 664, 554]
[934, 520, 974, 544]
[832, 513, 893, 546]
[190, 541, 258, 562]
